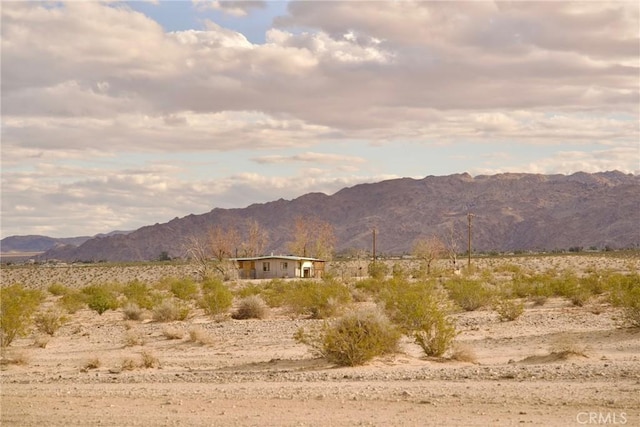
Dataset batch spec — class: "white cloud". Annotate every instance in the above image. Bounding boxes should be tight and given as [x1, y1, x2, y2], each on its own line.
[1, 1, 638, 238]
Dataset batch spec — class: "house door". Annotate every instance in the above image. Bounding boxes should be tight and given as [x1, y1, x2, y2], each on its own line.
[303, 268, 311, 278]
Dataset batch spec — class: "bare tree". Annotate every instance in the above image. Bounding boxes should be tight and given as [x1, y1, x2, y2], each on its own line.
[412, 235, 446, 276]
[288, 216, 336, 260]
[240, 219, 269, 257]
[443, 222, 463, 273]
[184, 225, 241, 280]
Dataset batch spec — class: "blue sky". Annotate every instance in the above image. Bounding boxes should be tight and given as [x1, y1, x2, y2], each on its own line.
[1, 1, 638, 238]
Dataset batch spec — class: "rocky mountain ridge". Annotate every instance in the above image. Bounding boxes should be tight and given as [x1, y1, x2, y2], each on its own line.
[19, 171, 640, 261]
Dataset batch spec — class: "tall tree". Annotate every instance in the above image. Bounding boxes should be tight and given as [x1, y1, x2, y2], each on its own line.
[240, 219, 269, 257]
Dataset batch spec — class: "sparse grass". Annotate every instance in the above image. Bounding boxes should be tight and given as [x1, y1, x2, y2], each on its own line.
[608, 272, 640, 327]
[188, 326, 214, 345]
[34, 308, 67, 336]
[1, 284, 44, 347]
[232, 295, 269, 320]
[549, 333, 588, 357]
[494, 299, 525, 322]
[295, 307, 400, 367]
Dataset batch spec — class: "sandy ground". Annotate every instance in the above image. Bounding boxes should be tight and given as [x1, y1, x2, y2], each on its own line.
[2, 255, 639, 426]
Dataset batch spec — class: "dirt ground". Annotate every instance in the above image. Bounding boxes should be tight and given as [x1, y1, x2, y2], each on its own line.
[1, 255, 639, 426]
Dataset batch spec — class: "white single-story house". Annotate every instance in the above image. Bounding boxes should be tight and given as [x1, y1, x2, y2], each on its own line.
[231, 255, 326, 280]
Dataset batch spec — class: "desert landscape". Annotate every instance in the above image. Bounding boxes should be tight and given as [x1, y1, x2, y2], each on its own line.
[1, 253, 639, 426]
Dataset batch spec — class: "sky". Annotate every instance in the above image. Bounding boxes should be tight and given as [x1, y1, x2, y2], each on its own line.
[1, 1, 639, 239]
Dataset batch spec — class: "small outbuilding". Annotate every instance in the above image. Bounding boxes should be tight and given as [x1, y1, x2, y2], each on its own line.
[231, 255, 325, 280]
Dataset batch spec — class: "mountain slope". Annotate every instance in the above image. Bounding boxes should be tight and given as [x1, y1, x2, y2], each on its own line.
[39, 172, 640, 262]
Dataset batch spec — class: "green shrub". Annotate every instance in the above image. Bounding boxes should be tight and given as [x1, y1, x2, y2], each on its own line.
[295, 308, 400, 366]
[354, 277, 388, 296]
[278, 279, 352, 319]
[82, 285, 119, 315]
[379, 279, 456, 357]
[169, 278, 199, 300]
[232, 295, 269, 320]
[368, 262, 389, 279]
[1, 284, 44, 347]
[34, 308, 67, 336]
[199, 280, 233, 317]
[444, 277, 493, 311]
[235, 283, 265, 299]
[48, 283, 70, 296]
[494, 299, 525, 322]
[609, 273, 640, 327]
[122, 280, 161, 310]
[57, 290, 86, 314]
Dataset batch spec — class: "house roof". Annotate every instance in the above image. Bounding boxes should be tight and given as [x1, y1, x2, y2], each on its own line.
[230, 255, 324, 262]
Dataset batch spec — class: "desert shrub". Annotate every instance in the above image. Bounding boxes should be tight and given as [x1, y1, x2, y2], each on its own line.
[188, 327, 214, 345]
[34, 308, 67, 336]
[122, 330, 145, 347]
[140, 350, 160, 368]
[199, 280, 233, 317]
[121, 357, 138, 371]
[295, 307, 400, 366]
[232, 295, 269, 320]
[169, 278, 199, 301]
[494, 299, 525, 321]
[48, 283, 70, 296]
[122, 280, 162, 310]
[1, 284, 44, 347]
[82, 285, 119, 315]
[162, 326, 184, 340]
[57, 290, 86, 314]
[380, 279, 456, 357]
[444, 277, 493, 311]
[33, 335, 50, 348]
[450, 343, 477, 363]
[354, 277, 387, 296]
[609, 273, 640, 327]
[122, 302, 144, 321]
[276, 279, 352, 319]
[152, 299, 190, 322]
[235, 283, 265, 299]
[368, 262, 389, 279]
[84, 356, 101, 370]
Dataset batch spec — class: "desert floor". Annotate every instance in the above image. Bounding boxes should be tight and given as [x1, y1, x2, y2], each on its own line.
[1, 254, 639, 426]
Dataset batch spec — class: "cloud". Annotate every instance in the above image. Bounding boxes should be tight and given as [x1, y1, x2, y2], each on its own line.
[194, 0, 266, 17]
[252, 151, 366, 165]
[1, 1, 638, 238]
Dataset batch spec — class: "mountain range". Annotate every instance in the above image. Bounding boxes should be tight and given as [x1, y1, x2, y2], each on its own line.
[4, 171, 639, 262]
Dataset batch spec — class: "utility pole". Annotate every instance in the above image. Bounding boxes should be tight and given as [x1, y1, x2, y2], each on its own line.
[467, 212, 474, 268]
[372, 228, 377, 262]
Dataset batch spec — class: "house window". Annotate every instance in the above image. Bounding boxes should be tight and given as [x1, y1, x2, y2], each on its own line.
[237, 261, 243, 268]
[281, 262, 288, 270]
[263, 262, 270, 272]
